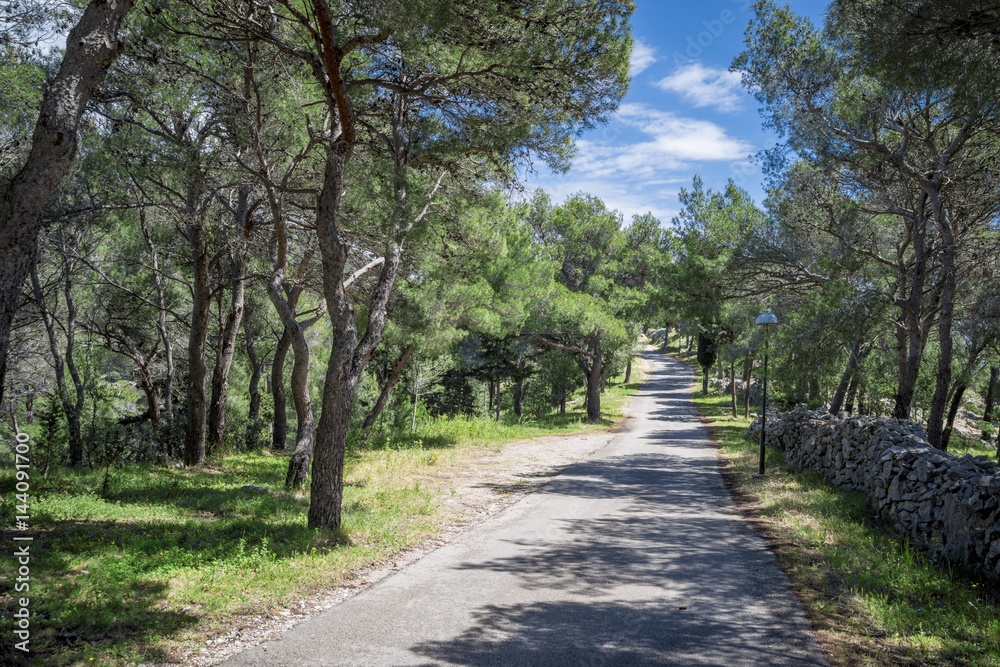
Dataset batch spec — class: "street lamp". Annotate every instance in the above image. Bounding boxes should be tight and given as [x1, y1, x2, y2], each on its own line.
[755, 313, 779, 476]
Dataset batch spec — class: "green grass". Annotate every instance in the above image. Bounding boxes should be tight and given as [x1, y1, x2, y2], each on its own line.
[690, 373, 1000, 666]
[0, 364, 642, 666]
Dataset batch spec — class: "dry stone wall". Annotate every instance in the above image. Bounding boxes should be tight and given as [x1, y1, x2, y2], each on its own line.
[708, 378, 766, 406]
[748, 406, 1000, 577]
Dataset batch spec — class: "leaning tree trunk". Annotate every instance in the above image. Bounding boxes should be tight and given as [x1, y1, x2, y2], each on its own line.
[284, 325, 317, 490]
[308, 122, 411, 529]
[624, 358, 632, 384]
[845, 372, 861, 415]
[362, 343, 414, 430]
[830, 341, 861, 415]
[0, 0, 133, 406]
[940, 383, 967, 451]
[270, 328, 291, 450]
[208, 253, 246, 451]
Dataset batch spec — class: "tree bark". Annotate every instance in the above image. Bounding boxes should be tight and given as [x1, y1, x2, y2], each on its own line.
[730, 361, 737, 418]
[308, 85, 417, 528]
[830, 340, 861, 415]
[243, 301, 263, 449]
[743, 361, 752, 419]
[940, 383, 966, 451]
[270, 328, 291, 450]
[184, 219, 212, 466]
[513, 377, 526, 417]
[893, 203, 934, 420]
[0, 0, 133, 405]
[362, 343, 414, 430]
[582, 333, 603, 422]
[845, 372, 861, 415]
[208, 252, 246, 451]
[284, 322, 317, 489]
[926, 200, 957, 448]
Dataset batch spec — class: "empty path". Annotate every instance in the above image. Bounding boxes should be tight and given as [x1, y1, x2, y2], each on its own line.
[224, 352, 826, 666]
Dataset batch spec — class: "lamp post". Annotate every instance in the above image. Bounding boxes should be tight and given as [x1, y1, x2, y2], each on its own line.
[755, 313, 778, 476]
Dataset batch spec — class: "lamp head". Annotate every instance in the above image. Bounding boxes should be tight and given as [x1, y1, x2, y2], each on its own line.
[755, 313, 778, 326]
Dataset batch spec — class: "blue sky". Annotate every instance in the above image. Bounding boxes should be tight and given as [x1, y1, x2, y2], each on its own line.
[525, 0, 830, 224]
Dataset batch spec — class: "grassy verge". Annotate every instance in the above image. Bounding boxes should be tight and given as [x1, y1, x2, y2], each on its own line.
[689, 372, 1000, 666]
[0, 365, 642, 666]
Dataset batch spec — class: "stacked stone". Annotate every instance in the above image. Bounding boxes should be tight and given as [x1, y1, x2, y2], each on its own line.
[707, 378, 766, 405]
[747, 406, 1000, 577]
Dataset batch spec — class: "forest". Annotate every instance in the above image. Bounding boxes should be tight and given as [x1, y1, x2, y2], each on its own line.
[1, 0, 1000, 663]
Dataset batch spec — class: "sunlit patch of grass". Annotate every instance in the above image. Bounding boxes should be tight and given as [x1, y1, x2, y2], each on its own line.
[0, 359, 644, 666]
[688, 376, 1000, 666]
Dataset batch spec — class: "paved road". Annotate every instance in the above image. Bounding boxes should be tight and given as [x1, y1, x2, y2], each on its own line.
[224, 352, 826, 666]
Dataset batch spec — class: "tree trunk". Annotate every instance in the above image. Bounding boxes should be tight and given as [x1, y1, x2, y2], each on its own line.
[984, 366, 999, 423]
[893, 204, 932, 420]
[284, 324, 317, 490]
[61, 267, 86, 466]
[270, 328, 291, 450]
[830, 341, 861, 415]
[140, 209, 174, 421]
[743, 362, 752, 419]
[243, 301, 263, 449]
[624, 357, 632, 385]
[208, 252, 247, 451]
[308, 95, 412, 529]
[845, 372, 861, 415]
[0, 0, 133, 405]
[184, 222, 212, 466]
[362, 344, 414, 430]
[580, 332, 603, 422]
[940, 383, 966, 451]
[30, 265, 85, 466]
[926, 204, 957, 448]
[513, 377, 526, 417]
[730, 362, 737, 418]
[138, 368, 161, 429]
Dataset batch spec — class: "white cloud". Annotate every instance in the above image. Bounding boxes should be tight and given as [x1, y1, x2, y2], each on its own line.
[629, 39, 657, 78]
[523, 104, 755, 224]
[655, 62, 745, 113]
[569, 103, 752, 181]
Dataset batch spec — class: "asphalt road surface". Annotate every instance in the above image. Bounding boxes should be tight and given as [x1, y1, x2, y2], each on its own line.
[224, 352, 827, 666]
